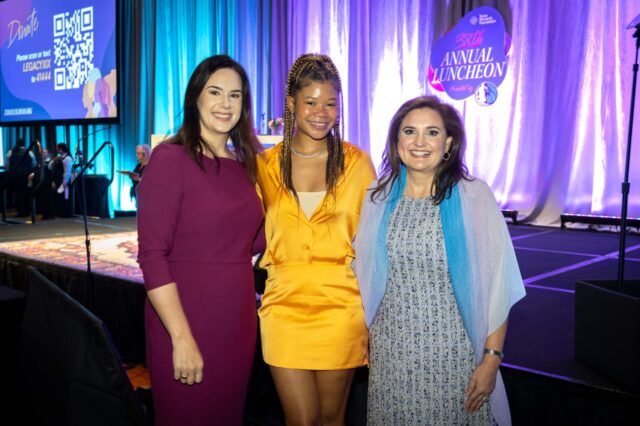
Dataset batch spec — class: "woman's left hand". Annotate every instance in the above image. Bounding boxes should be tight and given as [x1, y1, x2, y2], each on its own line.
[464, 357, 500, 413]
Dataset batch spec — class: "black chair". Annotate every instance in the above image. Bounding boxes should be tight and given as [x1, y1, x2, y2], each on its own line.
[0, 284, 27, 416]
[18, 267, 148, 425]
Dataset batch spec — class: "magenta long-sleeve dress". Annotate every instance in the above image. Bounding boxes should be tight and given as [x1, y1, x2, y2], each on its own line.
[137, 143, 265, 425]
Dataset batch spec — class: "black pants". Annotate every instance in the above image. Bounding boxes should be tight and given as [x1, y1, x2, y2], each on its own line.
[37, 186, 55, 219]
[53, 190, 72, 218]
[8, 174, 30, 216]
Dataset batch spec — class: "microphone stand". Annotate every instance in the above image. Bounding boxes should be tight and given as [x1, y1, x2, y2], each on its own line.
[617, 23, 640, 293]
[72, 141, 115, 297]
[70, 126, 111, 215]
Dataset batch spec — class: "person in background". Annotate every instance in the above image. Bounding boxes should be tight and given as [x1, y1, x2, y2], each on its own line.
[5, 138, 36, 167]
[6, 138, 36, 217]
[49, 143, 73, 218]
[354, 96, 526, 425]
[256, 53, 376, 425]
[137, 55, 264, 425]
[118, 143, 151, 202]
[34, 149, 54, 220]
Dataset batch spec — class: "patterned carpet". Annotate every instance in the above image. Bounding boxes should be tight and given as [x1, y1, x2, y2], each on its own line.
[0, 231, 143, 283]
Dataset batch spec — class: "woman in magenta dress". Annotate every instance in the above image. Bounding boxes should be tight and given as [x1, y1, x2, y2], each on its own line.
[137, 55, 264, 425]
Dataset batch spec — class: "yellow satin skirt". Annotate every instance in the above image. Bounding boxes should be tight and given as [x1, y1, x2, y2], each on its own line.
[259, 264, 368, 370]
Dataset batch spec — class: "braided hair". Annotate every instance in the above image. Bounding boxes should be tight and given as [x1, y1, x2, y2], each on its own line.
[281, 53, 345, 200]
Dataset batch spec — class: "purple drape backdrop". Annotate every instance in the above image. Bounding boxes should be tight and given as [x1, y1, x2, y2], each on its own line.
[272, 0, 640, 225]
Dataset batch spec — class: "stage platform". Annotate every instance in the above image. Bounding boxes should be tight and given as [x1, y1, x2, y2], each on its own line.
[0, 217, 146, 364]
[500, 226, 640, 425]
[1, 218, 639, 424]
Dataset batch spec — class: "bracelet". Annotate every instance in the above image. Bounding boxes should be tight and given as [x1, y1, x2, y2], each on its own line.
[484, 348, 505, 360]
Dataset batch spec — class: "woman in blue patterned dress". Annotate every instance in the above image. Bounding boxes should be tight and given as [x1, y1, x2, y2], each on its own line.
[353, 96, 525, 425]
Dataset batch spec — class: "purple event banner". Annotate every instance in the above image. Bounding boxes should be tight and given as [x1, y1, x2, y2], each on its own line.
[428, 6, 510, 106]
[0, 0, 117, 123]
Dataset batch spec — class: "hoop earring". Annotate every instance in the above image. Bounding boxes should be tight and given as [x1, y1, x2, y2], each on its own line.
[442, 152, 451, 161]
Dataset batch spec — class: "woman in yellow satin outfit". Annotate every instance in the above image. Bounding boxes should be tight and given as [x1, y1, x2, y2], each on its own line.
[257, 53, 375, 425]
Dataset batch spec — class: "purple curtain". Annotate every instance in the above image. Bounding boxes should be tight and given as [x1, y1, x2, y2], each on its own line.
[274, 0, 639, 225]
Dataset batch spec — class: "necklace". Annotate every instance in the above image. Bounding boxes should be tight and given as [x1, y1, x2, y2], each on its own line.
[290, 145, 326, 158]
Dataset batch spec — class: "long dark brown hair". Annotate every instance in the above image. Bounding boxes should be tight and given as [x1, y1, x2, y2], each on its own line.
[172, 55, 262, 182]
[372, 96, 470, 204]
[281, 53, 344, 199]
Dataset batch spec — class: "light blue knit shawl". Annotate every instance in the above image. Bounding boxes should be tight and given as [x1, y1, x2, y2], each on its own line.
[353, 167, 525, 426]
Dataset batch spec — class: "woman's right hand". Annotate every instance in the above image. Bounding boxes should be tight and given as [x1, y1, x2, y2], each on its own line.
[172, 335, 204, 385]
[144, 283, 204, 385]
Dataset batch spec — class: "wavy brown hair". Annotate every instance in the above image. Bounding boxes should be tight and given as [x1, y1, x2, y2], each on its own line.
[372, 96, 470, 204]
[172, 55, 261, 182]
[281, 53, 344, 200]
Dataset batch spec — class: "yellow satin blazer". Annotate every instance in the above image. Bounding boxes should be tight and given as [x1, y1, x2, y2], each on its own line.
[257, 142, 376, 369]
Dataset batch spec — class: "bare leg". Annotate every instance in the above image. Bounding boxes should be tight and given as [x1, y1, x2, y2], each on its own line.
[270, 366, 321, 426]
[315, 369, 356, 426]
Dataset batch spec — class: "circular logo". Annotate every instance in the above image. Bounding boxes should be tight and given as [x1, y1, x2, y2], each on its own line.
[475, 82, 498, 106]
[470, 16, 479, 25]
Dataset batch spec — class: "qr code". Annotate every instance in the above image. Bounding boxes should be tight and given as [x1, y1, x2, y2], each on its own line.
[53, 7, 94, 91]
